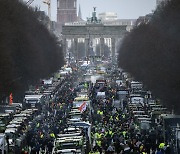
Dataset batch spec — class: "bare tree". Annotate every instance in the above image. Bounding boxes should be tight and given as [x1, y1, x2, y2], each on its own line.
[118, 0, 180, 114]
[0, 0, 64, 102]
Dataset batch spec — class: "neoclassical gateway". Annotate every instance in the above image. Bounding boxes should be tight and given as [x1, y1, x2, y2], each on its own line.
[61, 8, 128, 60]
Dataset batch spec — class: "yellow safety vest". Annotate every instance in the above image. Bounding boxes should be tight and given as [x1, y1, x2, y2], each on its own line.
[96, 140, 101, 146]
[110, 116, 113, 120]
[140, 145, 144, 152]
[50, 133, 55, 138]
[122, 131, 126, 137]
[159, 143, 165, 149]
[40, 134, 44, 138]
[95, 133, 99, 139]
[36, 123, 40, 128]
[109, 130, 114, 137]
[98, 133, 102, 139]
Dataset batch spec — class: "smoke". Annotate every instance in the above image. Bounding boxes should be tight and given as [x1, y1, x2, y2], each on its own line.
[0, 0, 64, 101]
[118, 0, 180, 114]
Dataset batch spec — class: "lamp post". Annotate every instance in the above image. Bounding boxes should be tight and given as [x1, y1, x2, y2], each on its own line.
[88, 29, 90, 62]
[43, 0, 51, 29]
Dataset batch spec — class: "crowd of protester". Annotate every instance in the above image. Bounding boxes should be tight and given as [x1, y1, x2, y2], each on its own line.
[88, 72, 172, 154]
[20, 67, 174, 154]
[23, 71, 78, 153]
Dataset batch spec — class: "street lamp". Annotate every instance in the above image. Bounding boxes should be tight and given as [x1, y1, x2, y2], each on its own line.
[43, 0, 51, 19]
[43, 0, 51, 29]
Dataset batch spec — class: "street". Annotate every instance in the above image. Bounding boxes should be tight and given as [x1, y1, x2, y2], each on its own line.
[0, 60, 178, 154]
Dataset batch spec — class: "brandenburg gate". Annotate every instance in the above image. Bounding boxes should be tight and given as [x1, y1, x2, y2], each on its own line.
[61, 8, 127, 60]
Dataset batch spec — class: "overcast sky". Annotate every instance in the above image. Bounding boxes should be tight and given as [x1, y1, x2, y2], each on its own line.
[26, 0, 157, 21]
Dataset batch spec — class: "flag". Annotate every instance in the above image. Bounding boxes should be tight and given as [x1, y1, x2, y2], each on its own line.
[78, 102, 86, 113]
[9, 93, 13, 105]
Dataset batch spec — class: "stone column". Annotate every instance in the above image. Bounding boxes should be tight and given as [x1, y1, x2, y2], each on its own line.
[85, 38, 89, 57]
[74, 38, 78, 61]
[111, 38, 116, 59]
[95, 38, 99, 56]
[100, 37, 104, 57]
[62, 38, 67, 57]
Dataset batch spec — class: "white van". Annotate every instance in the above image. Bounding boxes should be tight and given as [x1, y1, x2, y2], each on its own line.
[24, 94, 44, 108]
[53, 135, 83, 154]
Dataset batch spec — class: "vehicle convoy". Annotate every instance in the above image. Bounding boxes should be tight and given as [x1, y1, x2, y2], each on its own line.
[0, 61, 178, 153]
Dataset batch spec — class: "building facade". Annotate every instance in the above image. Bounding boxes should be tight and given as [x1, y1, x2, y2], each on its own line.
[57, 0, 77, 32]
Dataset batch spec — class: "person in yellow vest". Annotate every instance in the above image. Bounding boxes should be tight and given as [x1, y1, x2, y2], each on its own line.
[122, 131, 126, 138]
[99, 111, 103, 115]
[116, 116, 119, 121]
[159, 142, 165, 149]
[97, 133, 101, 140]
[105, 131, 108, 137]
[97, 110, 101, 115]
[36, 122, 40, 128]
[50, 132, 55, 138]
[139, 144, 144, 152]
[97, 110, 103, 115]
[110, 116, 113, 121]
[109, 129, 113, 137]
[94, 132, 99, 140]
[40, 133, 44, 139]
[96, 140, 101, 147]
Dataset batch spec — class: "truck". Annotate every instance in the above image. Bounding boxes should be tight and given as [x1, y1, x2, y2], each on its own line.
[24, 94, 44, 109]
[161, 114, 180, 153]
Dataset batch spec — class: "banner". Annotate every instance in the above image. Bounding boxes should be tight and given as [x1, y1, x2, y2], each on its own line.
[78, 102, 86, 113]
[9, 93, 13, 105]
